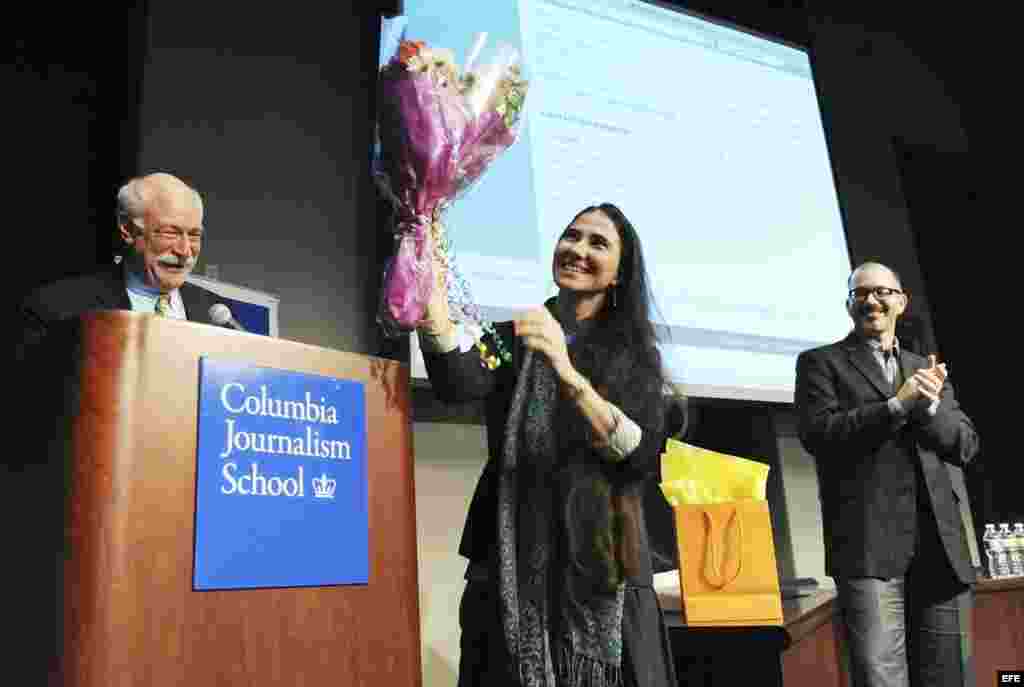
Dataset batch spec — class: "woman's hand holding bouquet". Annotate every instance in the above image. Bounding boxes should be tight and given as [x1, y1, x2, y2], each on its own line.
[375, 33, 528, 368]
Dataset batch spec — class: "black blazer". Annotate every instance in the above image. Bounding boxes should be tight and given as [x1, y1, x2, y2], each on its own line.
[13, 266, 223, 471]
[17, 265, 221, 361]
[794, 332, 980, 583]
[421, 321, 519, 564]
[422, 321, 666, 576]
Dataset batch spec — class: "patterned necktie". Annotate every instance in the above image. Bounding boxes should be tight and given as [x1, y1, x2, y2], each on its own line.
[155, 293, 172, 317]
[882, 349, 898, 390]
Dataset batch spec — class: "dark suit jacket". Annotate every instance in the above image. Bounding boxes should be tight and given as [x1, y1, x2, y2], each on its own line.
[794, 332, 980, 583]
[12, 266, 224, 471]
[17, 265, 221, 362]
[421, 321, 665, 574]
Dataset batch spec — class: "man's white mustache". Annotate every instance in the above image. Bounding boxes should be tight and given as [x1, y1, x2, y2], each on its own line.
[158, 256, 196, 269]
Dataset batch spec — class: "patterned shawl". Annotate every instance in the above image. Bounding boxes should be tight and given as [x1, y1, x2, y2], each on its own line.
[496, 306, 628, 687]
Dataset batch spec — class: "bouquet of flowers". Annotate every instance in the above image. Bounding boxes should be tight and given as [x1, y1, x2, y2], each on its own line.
[375, 32, 528, 368]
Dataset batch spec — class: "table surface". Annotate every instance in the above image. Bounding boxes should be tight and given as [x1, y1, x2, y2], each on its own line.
[657, 574, 1023, 647]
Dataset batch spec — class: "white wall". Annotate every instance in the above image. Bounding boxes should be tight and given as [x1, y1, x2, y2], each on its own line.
[413, 422, 487, 686]
[773, 414, 831, 587]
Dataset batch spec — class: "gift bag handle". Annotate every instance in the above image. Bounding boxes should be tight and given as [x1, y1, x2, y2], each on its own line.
[701, 507, 743, 589]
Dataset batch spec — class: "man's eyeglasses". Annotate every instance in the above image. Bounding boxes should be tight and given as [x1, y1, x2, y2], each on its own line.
[142, 224, 202, 245]
[848, 286, 902, 302]
[130, 219, 203, 245]
[153, 226, 203, 244]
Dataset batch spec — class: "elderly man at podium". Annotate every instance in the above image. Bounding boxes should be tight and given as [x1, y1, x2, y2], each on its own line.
[13, 172, 226, 682]
[17, 171, 221, 360]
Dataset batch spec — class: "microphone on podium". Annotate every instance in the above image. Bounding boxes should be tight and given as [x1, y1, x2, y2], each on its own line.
[209, 303, 247, 332]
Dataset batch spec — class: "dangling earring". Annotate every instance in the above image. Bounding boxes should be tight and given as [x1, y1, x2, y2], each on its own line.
[610, 285, 617, 309]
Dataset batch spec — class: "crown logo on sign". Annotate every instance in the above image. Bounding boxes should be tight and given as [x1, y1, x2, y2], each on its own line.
[312, 472, 337, 499]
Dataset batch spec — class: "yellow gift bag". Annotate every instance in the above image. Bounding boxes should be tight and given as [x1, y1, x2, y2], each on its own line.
[660, 439, 783, 627]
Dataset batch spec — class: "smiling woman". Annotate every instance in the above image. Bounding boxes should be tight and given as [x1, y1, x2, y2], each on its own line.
[552, 209, 622, 313]
[416, 202, 678, 687]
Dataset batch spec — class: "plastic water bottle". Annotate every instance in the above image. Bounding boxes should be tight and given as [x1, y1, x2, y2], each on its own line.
[997, 523, 1014, 578]
[983, 528, 999, 581]
[1009, 523, 1024, 578]
[982, 524, 1000, 579]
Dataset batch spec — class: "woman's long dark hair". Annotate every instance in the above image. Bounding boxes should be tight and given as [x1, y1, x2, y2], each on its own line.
[556, 204, 669, 590]
[565, 203, 667, 432]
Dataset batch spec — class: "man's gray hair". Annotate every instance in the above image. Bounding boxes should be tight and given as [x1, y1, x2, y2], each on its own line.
[116, 174, 204, 228]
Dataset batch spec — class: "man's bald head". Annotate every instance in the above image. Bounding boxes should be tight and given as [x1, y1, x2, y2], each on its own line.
[847, 261, 901, 291]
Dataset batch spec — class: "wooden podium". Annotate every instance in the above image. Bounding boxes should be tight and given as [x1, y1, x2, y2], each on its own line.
[53, 311, 420, 686]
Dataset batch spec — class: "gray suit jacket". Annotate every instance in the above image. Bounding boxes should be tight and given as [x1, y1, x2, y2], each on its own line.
[794, 332, 980, 583]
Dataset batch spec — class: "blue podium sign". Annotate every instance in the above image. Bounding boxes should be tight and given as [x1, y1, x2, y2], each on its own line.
[194, 358, 368, 590]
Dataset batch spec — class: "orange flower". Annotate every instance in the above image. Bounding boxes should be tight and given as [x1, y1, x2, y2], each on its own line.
[398, 40, 425, 64]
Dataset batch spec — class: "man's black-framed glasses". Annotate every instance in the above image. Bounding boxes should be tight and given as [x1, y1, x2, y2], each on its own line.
[848, 286, 903, 302]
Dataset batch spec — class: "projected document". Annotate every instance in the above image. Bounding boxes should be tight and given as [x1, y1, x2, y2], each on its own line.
[391, 0, 853, 402]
